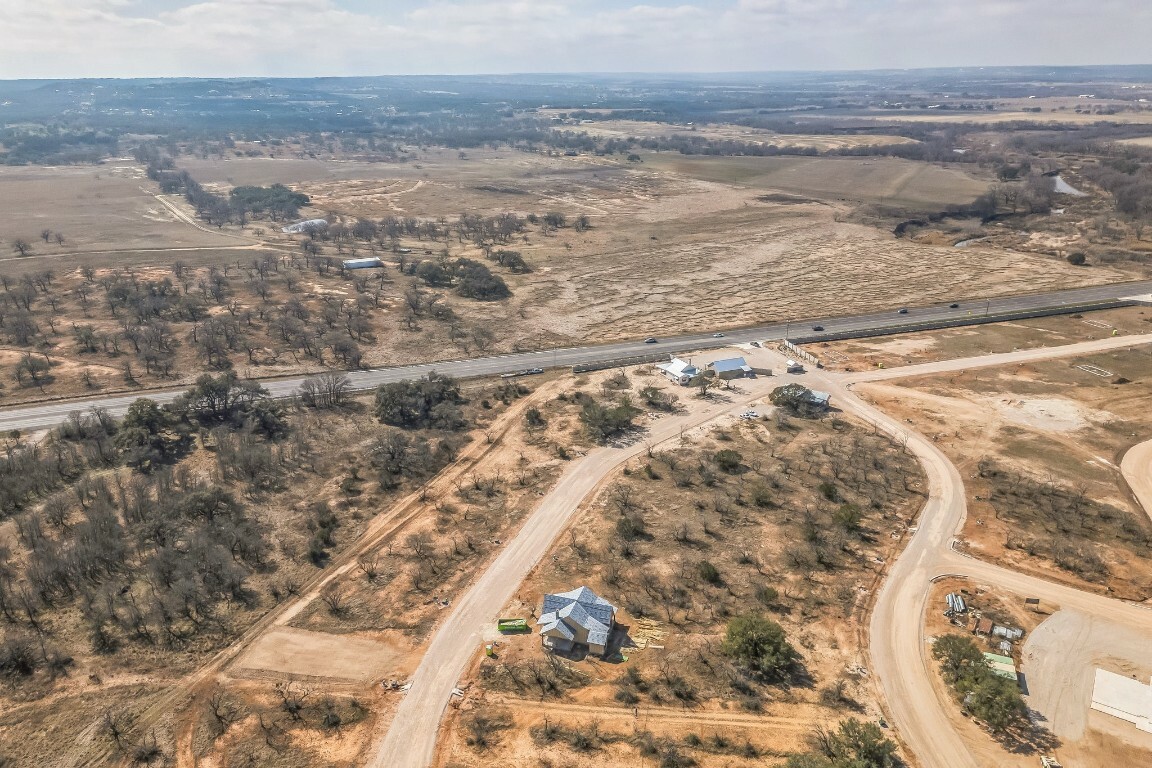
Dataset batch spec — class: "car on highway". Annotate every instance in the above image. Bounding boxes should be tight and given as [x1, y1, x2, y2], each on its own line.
[812, 325, 824, 331]
[644, 337, 658, 343]
[525, 368, 544, 375]
[712, 332, 724, 337]
[898, 308, 909, 314]
[949, 303, 959, 308]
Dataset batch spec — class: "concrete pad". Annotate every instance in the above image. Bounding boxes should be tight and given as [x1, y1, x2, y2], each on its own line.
[1092, 669, 1152, 733]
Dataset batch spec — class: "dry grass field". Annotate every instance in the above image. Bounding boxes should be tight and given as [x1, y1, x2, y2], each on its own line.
[1, 150, 1135, 401]
[1118, 136, 1152, 148]
[0, 163, 246, 255]
[644, 153, 992, 208]
[544, 116, 921, 151]
[844, 108, 1152, 125]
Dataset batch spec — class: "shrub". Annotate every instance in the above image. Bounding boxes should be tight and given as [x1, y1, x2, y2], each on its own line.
[713, 449, 743, 473]
[697, 560, 722, 585]
[722, 615, 800, 682]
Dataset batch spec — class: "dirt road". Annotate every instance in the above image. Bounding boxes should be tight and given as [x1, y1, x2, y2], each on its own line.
[366, 381, 778, 768]
[1121, 437, 1152, 523]
[826, 334, 1152, 768]
[368, 333, 1152, 768]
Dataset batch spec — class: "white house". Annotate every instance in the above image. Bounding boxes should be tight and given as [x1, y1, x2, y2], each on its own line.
[656, 357, 699, 385]
[537, 586, 616, 657]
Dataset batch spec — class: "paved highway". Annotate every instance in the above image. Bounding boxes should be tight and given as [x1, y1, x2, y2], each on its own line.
[2, 279, 1150, 434]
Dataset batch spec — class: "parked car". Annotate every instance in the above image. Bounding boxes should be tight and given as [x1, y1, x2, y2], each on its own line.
[812, 325, 824, 331]
[644, 337, 658, 343]
[750, 341, 761, 347]
[898, 308, 909, 314]
[526, 368, 544, 375]
[949, 303, 959, 309]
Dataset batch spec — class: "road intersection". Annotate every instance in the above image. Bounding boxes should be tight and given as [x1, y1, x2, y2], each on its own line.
[367, 332, 1152, 768]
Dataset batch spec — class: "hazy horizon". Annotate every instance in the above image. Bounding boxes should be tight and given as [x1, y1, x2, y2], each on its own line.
[2, 0, 1150, 80]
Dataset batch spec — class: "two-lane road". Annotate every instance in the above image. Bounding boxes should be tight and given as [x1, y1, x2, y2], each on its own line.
[3, 279, 1150, 434]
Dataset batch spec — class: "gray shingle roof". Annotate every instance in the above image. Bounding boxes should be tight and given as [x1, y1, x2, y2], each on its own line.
[538, 586, 615, 648]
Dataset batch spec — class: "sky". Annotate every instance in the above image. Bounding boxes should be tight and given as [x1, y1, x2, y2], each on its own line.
[1, 0, 1149, 79]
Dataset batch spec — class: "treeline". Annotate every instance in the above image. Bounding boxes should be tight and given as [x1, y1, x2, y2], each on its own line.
[135, 143, 310, 226]
[0, 128, 119, 165]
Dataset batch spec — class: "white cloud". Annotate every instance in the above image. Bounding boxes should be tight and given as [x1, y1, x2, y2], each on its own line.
[0, 0, 1147, 77]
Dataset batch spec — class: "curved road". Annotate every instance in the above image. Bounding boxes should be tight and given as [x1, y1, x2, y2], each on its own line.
[367, 332, 1152, 768]
[2, 280, 1151, 434]
[1121, 438, 1152, 523]
[833, 336, 1152, 768]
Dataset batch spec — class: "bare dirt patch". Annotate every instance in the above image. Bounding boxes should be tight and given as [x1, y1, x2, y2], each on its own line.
[233, 627, 412, 683]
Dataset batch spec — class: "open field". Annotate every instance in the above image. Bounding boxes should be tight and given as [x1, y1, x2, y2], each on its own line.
[858, 344, 1152, 597]
[842, 109, 1152, 125]
[0, 164, 246, 255]
[545, 116, 921, 150]
[644, 153, 991, 208]
[1118, 136, 1152, 148]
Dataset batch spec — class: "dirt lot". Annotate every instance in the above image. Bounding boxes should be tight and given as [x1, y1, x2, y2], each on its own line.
[858, 343, 1152, 598]
[812, 306, 1152, 371]
[433, 369, 927, 767]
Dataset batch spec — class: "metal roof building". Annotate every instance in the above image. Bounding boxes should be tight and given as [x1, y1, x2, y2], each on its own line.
[983, 652, 1018, 682]
[281, 218, 329, 234]
[342, 257, 384, 270]
[656, 357, 699, 385]
[709, 356, 754, 380]
[538, 586, 616, 657]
